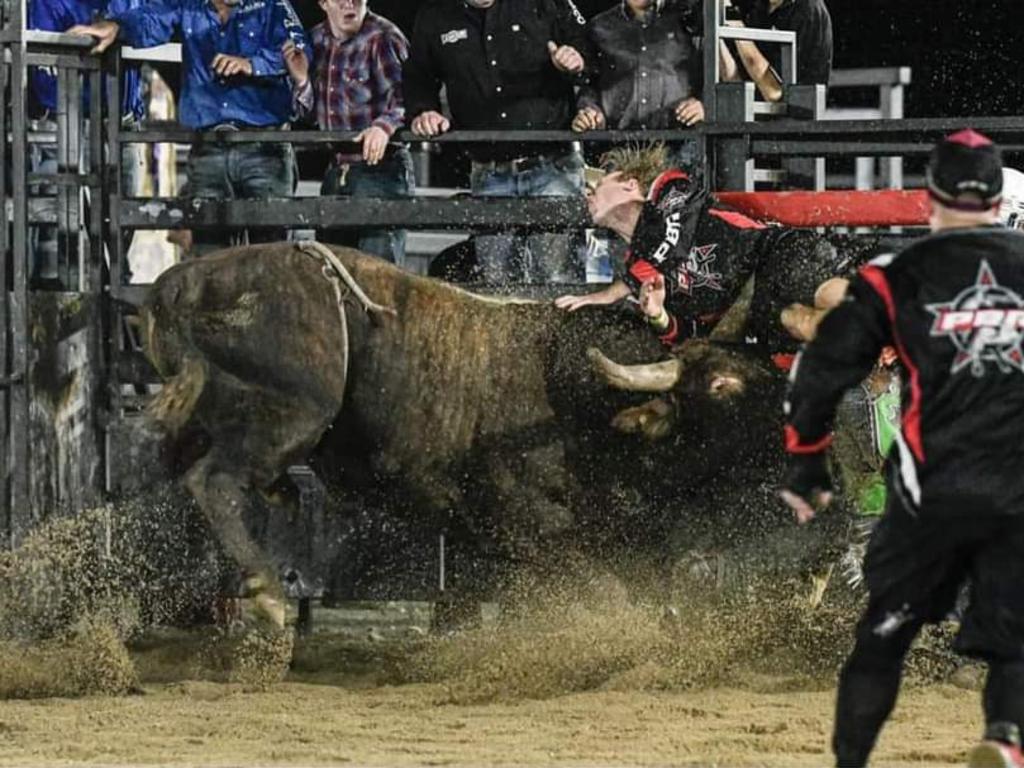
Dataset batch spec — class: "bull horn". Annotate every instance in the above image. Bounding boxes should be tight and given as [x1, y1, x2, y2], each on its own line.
[587, 347, 682, 392]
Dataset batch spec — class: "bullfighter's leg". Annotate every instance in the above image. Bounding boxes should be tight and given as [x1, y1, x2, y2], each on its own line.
[751, 230, 845, 350]
[185, 451, 286, 630]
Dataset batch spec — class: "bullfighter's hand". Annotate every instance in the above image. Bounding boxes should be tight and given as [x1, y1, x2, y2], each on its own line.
[281, 40, 309, 87]
[675, 97, 705, 126]
[639, 274, 666, 319]
[571, 107, 606, 133]
[411, 110, 451, 137]
[212, 53, 253, 77]
[554, 291, 612, 311]
[780, 453, 834, 524]
[547, 41, 584, 74]
[356, 126, 390, 165]
[67, 20, 119, 54]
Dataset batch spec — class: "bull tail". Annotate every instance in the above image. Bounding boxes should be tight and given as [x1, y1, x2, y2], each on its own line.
[297, 241, 397, 319]
[146, 355, 207, 436]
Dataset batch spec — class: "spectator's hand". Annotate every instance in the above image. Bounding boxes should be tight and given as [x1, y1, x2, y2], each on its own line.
[211, 53, 253, 77]
[571, 107, 606, 133]
[547, 40, 584, 74]
[67, 20, 119, 54]
[281, 41, 309, 87]
[356, 126, 389, 165]
[674, 97, 705, 126]
[639, 274, 666, 319]
[411, 110, 450, 137]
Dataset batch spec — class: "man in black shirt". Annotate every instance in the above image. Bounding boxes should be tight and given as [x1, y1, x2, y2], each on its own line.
[721, 0, 832, 102]
[573, 0, 704, 132]
[782, 130, 1024, 768]
[404, 0, 589, 283]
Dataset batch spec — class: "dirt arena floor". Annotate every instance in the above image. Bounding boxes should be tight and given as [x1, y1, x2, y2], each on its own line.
[0, 599, 987, 768]
[0, 667, 984, 767]
[0, 503, 988, 767]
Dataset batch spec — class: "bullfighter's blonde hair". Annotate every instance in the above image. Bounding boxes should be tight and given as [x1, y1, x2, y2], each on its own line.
[599, 142, 673, 195]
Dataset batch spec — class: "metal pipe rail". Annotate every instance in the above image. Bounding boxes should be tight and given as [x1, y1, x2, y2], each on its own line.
[115, 117, 1024, 147]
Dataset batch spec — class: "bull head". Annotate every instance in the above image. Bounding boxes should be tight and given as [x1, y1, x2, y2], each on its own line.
[590, 340, 759, 440]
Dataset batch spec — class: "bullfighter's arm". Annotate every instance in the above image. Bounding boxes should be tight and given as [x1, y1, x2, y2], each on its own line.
[554, 279, 631, 312]
[780, 271, 891, 520]
[784, 273, 890, 450]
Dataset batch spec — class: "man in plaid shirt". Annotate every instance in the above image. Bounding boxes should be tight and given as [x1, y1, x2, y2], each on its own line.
[287, 0, 412, 266]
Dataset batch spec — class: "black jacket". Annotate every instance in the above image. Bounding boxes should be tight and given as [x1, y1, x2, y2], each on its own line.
[738, 0, 832, 88]
[623, 170, 773, 344]
[403, 0, 588, 133]
[785, 225, 1024, 516]
[578, 0, 702, 130]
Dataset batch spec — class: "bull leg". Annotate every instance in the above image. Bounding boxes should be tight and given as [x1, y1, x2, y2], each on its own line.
[185, 453, 286, 630]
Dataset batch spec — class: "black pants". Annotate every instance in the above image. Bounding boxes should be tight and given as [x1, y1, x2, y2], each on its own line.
[834, 490, 1024, 767]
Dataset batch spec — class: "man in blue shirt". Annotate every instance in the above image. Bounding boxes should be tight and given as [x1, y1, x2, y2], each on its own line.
[70, 0, 308, 253]
[26, 0, 146, 287]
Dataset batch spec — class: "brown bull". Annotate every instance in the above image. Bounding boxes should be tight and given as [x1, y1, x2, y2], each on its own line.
[142, 241, 673, 627]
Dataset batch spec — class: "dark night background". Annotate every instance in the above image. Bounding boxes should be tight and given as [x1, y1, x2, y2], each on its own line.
[295, 0, 1024, 119]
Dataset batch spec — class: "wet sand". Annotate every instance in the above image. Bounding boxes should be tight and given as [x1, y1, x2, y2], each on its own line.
[0, 677, 981, 767]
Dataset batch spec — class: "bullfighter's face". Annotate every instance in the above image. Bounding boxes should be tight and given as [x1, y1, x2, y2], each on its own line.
[587, 171, 644, 229]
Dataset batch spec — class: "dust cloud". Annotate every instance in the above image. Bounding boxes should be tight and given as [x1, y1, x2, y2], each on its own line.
[0, 491, 984, 766]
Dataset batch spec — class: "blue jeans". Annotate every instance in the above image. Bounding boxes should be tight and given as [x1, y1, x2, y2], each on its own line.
[318, 147, 414, 268]
[187, 139, 295, 255]
[470, 150, 584, 284]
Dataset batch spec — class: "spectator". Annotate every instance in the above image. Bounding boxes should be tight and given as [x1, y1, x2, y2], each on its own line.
[573, 0, 704, 134]
[70, 0, 309, 255]
[26, 0, 146, 287]
[720, 0, 832, 102]
[404, 0, 589, 284]
[286, 0, 412, 266]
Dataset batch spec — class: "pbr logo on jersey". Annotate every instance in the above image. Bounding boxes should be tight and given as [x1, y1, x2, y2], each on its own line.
[927, 260, 1024, 376]
[675, 244, 724, 294]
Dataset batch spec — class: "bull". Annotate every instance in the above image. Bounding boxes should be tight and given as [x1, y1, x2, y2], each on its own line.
[141, 241, 853, 627]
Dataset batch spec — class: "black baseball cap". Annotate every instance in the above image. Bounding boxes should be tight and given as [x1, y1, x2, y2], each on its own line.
[927, 129, 1003, 211]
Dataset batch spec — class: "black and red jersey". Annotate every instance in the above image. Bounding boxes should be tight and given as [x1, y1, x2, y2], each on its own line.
[623, 170, 775, 344]
[785, 224, 1024, 516]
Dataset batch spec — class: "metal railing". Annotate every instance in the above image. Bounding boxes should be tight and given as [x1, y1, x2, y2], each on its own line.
[825, 67, 913, 189]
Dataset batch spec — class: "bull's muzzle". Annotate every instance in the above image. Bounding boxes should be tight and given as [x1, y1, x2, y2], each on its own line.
[587, 347, 682, 392]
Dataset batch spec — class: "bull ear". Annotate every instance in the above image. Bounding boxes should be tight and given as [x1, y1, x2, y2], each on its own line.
[610, 397, 674, 441]
[708, 373, 745, 399]
[587, 347, 682, 392]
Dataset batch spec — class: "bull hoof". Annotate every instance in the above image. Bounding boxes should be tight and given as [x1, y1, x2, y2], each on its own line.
[242, 593, 286, 632]
[241, 576, 287, 631]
